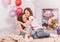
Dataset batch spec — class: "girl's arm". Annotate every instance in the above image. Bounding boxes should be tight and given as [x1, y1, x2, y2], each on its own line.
[24, 20, 32, 26]
[18, 23, 26, 33]
[17, 20, 32, 27]
[17, 22, 30, 34]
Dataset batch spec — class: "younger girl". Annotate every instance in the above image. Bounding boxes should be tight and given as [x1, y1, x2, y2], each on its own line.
[17, 13, 32, 37]
[17, 13, 33, 42]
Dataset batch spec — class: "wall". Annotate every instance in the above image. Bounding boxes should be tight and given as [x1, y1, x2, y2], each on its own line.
[34, 0, 60, 25]
[0, 0, 17, 36]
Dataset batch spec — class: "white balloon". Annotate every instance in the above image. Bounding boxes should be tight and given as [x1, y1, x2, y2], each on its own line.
[2, 0, 11, 6]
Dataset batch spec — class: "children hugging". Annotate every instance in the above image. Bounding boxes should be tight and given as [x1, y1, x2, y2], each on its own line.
[17, 7, 50, 39]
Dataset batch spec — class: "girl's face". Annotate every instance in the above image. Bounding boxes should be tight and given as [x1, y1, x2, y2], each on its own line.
[25, 10, 30, 18]
[22, 14, 27, 22]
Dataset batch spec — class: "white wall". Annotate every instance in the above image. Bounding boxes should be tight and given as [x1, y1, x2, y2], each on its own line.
[34, 0, 60, 25]
[21, 0, 35, 16]
[0, 0, 17, 36]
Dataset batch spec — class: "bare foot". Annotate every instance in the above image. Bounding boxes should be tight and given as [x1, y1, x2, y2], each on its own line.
[29, 37, 33, 42]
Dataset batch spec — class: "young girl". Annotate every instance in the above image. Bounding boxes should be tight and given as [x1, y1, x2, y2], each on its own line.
[17, 13, 33, 41]
[24, 8, 43, 30]
[17, 13, 31, 37]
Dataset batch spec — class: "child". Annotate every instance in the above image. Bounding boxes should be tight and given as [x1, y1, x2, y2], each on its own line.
[17, 13, 33, 41]
[24, 7, 43, 30]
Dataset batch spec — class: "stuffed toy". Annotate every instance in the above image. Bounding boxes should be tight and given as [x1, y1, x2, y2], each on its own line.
[51, 19, 56, 25]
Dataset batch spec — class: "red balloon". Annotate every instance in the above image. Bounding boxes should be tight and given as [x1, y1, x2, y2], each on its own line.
[15, 0, 22, 6]
[16, 7, 23, 17]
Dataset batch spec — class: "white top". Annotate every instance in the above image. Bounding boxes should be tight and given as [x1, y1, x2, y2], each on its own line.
[29, 16, 43, 30]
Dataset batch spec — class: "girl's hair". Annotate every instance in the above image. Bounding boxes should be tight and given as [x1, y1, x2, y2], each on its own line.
[17, 13, 25, 23]
[24, 7, 33, 16]
[17, 13, 25, 29]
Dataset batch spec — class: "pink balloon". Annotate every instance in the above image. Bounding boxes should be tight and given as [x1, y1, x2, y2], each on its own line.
[16, 7, 23, 17]
[2, 0, 11, 6]
[9, 10, 16, 17]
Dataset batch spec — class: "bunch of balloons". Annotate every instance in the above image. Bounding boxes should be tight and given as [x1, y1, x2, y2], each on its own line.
[9, 0, 22, 17]
[9, 6, 23, 17]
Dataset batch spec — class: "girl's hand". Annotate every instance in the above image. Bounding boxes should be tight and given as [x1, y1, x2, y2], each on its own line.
[26, 31, 30, 34]
[27, 20, 32, 24]
[25, 31, 30, 36]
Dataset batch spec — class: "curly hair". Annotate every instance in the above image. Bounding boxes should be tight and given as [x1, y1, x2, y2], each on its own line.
[17, 13, 25, 23]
